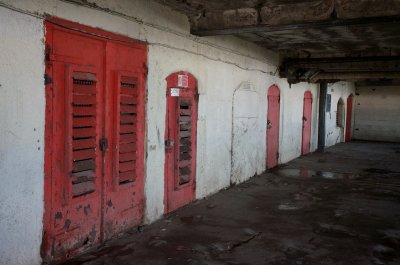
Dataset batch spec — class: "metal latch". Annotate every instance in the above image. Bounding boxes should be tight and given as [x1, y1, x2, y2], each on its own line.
[99, 138, 108, 152]
[165, 139, 174, 149]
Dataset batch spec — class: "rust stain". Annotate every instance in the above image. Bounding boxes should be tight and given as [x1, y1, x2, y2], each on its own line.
[84, 205, 91, 216]
[55, 212, 63, 220]
[64, 219, 72, 230]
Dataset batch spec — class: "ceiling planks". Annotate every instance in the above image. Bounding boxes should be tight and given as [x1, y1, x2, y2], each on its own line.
[155, 0, 400, 83]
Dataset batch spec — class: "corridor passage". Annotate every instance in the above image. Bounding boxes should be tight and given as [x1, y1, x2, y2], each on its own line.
[64, 142, 400, 265]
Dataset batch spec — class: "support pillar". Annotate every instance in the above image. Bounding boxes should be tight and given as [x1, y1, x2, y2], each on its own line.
[318, 82, 327, 152]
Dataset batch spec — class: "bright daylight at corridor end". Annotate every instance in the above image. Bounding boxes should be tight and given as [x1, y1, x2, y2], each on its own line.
[0, 0, 399, 264]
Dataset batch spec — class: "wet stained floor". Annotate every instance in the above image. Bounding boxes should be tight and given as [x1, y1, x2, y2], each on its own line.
[62, 142, 400, 265]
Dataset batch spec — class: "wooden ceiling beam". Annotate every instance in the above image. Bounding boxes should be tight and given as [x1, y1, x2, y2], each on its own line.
[192, 15, 400, 36]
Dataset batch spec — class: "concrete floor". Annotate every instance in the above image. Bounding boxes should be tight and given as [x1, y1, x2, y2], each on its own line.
[63, 142, 400, 265]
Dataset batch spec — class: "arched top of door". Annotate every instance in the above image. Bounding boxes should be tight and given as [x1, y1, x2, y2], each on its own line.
[166, 71, 198, 92]
[304, 91, 313, 99]
[268, 85, 280, 96]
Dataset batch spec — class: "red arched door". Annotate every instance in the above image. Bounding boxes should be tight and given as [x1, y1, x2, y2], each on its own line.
[345, 94, 354, 142]
[302, 91, 313, 155]
[164, 72, 198, 213]
[267, 85, 280, 169]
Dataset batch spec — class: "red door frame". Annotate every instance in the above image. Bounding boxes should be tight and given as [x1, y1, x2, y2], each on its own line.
[164, 72, 198, 213]
[43, 18, 147, 262]
[345, 94, 354, 142]
[301, 91, 313, 155]
[266, 85, 280, 169]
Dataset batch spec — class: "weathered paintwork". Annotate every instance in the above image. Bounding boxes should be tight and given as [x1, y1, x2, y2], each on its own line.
[266, 85, 280, 169]
[43, 18, 146, 263]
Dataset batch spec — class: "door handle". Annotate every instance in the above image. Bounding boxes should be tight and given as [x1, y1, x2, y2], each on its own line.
[267, 120, 272, 129]
[99, 138, 108, 152]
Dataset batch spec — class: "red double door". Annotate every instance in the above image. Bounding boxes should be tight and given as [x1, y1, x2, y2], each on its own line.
[302, 91, 313, 155]
[43, 19, 146, 261]
[164, 72, 198, 213]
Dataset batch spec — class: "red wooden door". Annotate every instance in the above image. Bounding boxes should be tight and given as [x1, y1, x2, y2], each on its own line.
[266, 85, 280, 169]
[43, 19, 146, 262]
[302, 91, 313, 155]
[164, 72, 198, 213]
[345, 94, 354, 142]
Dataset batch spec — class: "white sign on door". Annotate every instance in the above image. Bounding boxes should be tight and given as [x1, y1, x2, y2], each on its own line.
[178, 75, 188, 88]
[171, 88, 180, 97]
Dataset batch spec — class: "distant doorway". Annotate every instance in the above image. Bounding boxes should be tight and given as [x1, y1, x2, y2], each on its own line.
[266, 85, 280, 169]
[337, 98, 345, 142]
[302, 91, 313, 155]
[345, 95, 354, 142]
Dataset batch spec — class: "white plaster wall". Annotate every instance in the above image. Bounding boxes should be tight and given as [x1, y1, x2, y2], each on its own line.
[325, 82, 355, 147]
[231, 80, 321, 184]
[353, 86, 400, 142]
[0, 7, 45, 265]
[275, 80, 320, 163]
[231, 82, 263, 184]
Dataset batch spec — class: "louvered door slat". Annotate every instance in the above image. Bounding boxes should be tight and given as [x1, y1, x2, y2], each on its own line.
[73, 160, 96, 173]
[73, 149, 96, 161]
[116, 75, 139, 185]
[120, 133, 136, 143]
[120, 115, 136, 123]
[73, 128, 96, 138]
[120, 105, 137, 114]
[69, 74, 98, 198]
[73, 117, 96, 127]
[178, 99, 193, 185]
[119, 152, 136, 162]
[120, 125, 136, 134]
[73, 84, 97, 94]
[120, 95, 138, 104]
[73, 95, 97, 105]
[73, 138, 96, 150]
[73, 107, 97, 116]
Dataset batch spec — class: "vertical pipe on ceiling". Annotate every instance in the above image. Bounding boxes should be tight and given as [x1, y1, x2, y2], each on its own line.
[318, 82, 328, 152]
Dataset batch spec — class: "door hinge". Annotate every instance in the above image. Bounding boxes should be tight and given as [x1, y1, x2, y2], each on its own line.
[276, 152, 280, 159]
[99, 138, 109, 152]
[44, 74, 52, 85]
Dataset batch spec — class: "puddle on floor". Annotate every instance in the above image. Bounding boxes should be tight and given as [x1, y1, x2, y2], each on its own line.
[277, 202, 301, 210]
[273, 168, 355, 180]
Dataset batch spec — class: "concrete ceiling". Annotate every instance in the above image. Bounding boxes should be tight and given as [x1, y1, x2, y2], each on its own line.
[156, 0, 400, 83]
